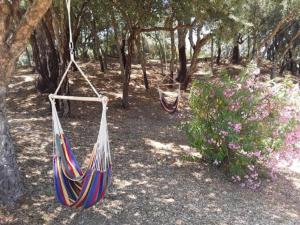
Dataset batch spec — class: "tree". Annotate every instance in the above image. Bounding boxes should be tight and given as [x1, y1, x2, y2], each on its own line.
[30, 11, 60, 93]
[0, 0, 52, 204]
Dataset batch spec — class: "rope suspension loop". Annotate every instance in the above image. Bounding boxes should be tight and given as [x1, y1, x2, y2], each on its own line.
[66, 0, 74, 61]
[51, 0, 103, 101]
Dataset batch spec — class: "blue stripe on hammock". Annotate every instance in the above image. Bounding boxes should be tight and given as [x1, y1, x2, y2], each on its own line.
[53, 157, 66, 205]
[83, 170, 101, 208]
[53, 134, 112, 208]
[96, 171, 105, 203]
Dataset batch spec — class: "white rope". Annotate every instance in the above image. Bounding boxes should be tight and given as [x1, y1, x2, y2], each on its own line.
[50, 95, 111, 172]
[94, 100, 111, 171]
[52, 0, 102, 99]
[49, 0, 111, 174]
[156, 31, 181, 100]
[66, 0, 74, 61]
[54, 60, 72, 95]
[73, 60, 101, 98]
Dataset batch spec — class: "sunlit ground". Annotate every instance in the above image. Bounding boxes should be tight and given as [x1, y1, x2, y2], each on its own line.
[0, 61, 299, 225]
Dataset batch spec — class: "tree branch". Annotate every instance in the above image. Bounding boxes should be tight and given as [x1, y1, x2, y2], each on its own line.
[138, 22, 197, 33]
[258, 11, 297, 50]
[278, 29, 300, 63]
[8, 0, 53, 60]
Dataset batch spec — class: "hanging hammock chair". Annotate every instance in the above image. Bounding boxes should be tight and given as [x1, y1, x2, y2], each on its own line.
[49, 0, 112, 209]
[157, 32, 181, 114]
[50, 97, 112, 208]
[158, 82, 180, 114]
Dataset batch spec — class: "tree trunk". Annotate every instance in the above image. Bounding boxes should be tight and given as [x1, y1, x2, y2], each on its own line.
[154, 32, 165, 75]
[271, 53, 277, 79]
[232, 35, 240, 64]
[188, 27, 194, 59]
[216, 38, 221, 65]
[120, 39, 127, 69]
[0, 61, 23, 203]
[99, 50, 105, 72]
[100, 46, 108, 70]
[135, 34, 149, 90]
[252, 34, 257, 60]
[51, 7, 71, 116]
[210, 36, 214, 72]
[25, 47, 32, 67]
[232, 45, 240, 64]
[92, 23, 105, 73]
[183, 34, 211, 90]
[177, 22, 187, 83]
[31, 18, 60, 93]
[122, 35, 134, 108]
[112, 19, 130, 108]
[256, 11, 296, 65]
[0, 0, 52, 204]
[169, 29, 176, 82]
[247, 36, 251, 59]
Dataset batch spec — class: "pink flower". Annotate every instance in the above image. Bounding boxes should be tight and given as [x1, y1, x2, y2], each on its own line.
[228, 143, 240, 150]
[229, 101, 241, 111]
[266, 147, 273, 153]
[279, 107, 294, 123]
[244, 78, 255, 88]
[231, 123, 242, 132]
[220, 130, 228, 139]
[253, 151, 261, 158]
[207, 138, 216, 145]
[223, 89, 235, 98]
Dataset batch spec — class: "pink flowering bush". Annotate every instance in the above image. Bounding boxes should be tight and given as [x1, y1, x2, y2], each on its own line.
[186, 64, 300, 189]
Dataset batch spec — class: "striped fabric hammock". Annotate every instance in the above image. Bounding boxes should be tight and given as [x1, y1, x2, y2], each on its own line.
[48, 0, 111, 209]
[50, 98, 112, 208]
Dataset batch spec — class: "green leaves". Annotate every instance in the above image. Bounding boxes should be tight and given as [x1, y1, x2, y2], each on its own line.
[185, 64, 300, 186]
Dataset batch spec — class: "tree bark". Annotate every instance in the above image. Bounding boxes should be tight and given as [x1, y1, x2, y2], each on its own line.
[216, 38, 221, 65]
[256, 11, 297, 64]
[122, 34, 135, 108]
[232, 45, 240, 64]
[31, 16, 60, 93]
[182, 34, 211, 90]
[0, 63, 23, 204]
[0, 0, 52, 204]
[92, 21, 105, 73]
[25, 47, 32, 67]
[169, 29, 176, 82]
[210, 36, 214, 71]
[51, 6, 71, 116]
[232, 35, 241, 64]
[154, 32, 166, 75]
[177, 21, 188, 83]
[188, 27, 194, 59]
[135, 34, 149, 89]
[247, 36, 251, 59]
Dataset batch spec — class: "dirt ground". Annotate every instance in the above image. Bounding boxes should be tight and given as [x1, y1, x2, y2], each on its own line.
[0, 61, 300, 225]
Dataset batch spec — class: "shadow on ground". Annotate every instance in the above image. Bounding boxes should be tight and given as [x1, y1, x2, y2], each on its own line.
[0, 62, 299, 225]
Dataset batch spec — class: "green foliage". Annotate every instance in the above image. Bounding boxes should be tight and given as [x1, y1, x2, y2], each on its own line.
[185, 64, 299, 188]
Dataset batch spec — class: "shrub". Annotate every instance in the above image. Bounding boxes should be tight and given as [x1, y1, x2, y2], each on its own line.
[186, 64, 300, 189]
